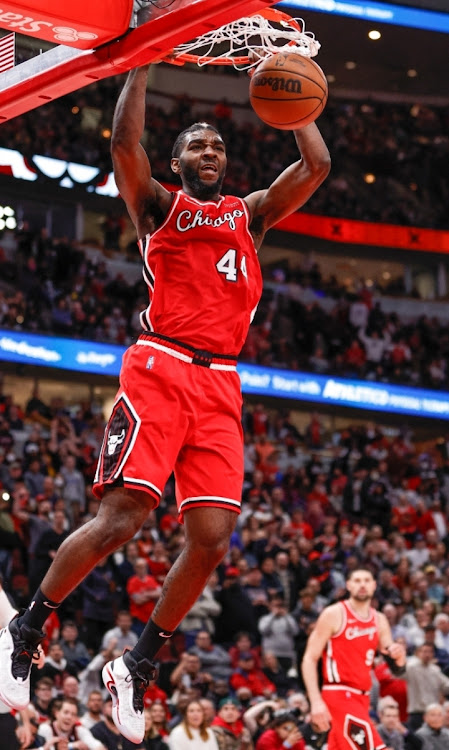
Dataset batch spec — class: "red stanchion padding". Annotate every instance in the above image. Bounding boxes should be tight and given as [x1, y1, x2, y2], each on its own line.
[0, 0, 134, 49]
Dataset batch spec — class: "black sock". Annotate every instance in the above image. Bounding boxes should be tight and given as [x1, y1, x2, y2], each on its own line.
[130, 618, 173, 663]
[19, 588, 60, 633]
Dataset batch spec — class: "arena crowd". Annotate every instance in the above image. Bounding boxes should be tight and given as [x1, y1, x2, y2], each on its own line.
[0, 74, 448, 229]
[1, 384, 449, 747]
[1, 226, 449, 391]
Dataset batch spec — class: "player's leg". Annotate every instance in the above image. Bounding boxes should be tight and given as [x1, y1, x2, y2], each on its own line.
[103, 506, 237, 742]
[146, 505, 237, 629]
[323, 691, 384, 750]
[0, 486, 153, 712]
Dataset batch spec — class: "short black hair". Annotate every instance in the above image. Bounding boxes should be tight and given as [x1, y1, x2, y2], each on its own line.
[171, 122, 222, 158]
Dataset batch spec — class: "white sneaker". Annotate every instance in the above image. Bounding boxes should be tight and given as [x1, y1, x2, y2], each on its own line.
[102, 652, 156, 743]
[0, 617, 43, 710]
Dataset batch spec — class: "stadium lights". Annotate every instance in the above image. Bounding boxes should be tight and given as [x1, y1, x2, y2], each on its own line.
[0, 204, 16, 230]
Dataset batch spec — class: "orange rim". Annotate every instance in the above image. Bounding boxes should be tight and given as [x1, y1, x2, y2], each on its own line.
[161, 8, 304, 66]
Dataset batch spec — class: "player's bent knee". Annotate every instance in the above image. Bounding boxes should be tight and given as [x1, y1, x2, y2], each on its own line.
[97, 486, 154, 543]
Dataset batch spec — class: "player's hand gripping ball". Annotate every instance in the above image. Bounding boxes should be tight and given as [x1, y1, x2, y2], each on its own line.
[249, 52, 328, 130]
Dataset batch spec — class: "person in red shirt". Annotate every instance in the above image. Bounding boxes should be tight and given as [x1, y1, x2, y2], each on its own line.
[126, 558, 162, 636]
[256, 711, 305, 750]
[343, 339, 366, 374]
[229, 631, 261, 670]
[148, 540, 171, 584]
[230, 653, 275, 698]
[391, 494, 418, 539]
[158, 503, 179, 540]
[374, 654, 408, 723]
[143, 681, 169, 711]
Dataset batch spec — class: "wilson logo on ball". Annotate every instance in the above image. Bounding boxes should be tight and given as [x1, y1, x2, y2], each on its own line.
[252, 76, 302, 94]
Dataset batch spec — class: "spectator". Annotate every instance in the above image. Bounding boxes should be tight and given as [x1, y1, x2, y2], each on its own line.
[229, 653, 275, 699]
[59, 620, 91, 674]
[376, 697, 421, 750]
[416, 703, 449, 750]
[100, 610, 138, 653]
[258, 594, 299, 672]
[167, 699, 219, 749]
[211, 697, 253, 750]
[39, 641, 79, 692]
[170, 653, 214, 699]
[81, 689, 105, 731]
[179, 576, 222, 648]
[189, 631, 233, 683]
[37, 696, 103, 749]
[434, 614, 449, 654]
[215, 569, 259, 646]
[142, 705, 170, 750]
[30, 677, 54, 725]
[126, 557, 162, 636]
[33, 508, 69, 586]
[405, 643, 449, 730]
[255, 711, 304, 750]
[80, 556, 117, 652]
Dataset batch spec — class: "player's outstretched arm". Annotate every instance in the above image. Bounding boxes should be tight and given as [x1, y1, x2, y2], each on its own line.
[111, 65, 171, 236]
[301, 605, 337, 733]
[245, 121, 330, 246]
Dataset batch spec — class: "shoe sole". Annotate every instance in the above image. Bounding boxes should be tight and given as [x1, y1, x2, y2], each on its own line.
[102, 662, 143, 744]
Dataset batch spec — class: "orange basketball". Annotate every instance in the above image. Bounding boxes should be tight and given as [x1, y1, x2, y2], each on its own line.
[249, 52, 328, 130]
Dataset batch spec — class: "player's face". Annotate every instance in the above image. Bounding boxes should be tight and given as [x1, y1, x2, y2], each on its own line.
[346, 571, 376, 602]
[172, 129, 227, 200]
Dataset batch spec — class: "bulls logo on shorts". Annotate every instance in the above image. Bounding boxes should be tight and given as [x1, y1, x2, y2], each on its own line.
[97, 394, 139, 484]
[344, 716, 373, 750]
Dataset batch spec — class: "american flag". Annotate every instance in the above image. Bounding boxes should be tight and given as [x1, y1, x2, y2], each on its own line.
[0, 33, 15, 73]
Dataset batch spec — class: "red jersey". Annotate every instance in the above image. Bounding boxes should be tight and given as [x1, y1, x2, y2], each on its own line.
[322, 601, 379, 691]
[138, 190, 262, 354]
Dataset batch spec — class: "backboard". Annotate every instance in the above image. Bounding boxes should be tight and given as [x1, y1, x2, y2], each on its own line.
[0, 1, 134, 49]
[0, 0, 278, 122]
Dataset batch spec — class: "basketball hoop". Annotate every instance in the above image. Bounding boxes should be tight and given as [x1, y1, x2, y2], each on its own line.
[161, 8, 321, 69]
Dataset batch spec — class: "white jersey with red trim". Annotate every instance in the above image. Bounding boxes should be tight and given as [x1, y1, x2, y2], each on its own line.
[137, 189, 262, 355]
[322, 600, 379, 692]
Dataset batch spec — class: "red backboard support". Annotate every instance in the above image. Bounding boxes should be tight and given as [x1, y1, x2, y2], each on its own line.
[0, 0, 278, 123]
[0, 1, 134, 49]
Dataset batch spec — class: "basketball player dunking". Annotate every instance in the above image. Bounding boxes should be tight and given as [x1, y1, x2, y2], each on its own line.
[302, 568, 406, 750]
[0, 64, 330, 744]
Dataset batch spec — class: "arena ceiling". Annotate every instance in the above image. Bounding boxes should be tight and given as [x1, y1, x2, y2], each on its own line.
[290, 8, 449, 102]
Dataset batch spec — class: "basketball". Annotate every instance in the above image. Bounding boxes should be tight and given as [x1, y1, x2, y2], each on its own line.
[249, 52, 328, 130]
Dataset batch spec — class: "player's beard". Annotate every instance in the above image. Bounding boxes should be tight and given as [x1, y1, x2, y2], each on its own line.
[352, 592, 372, 602]
[183, 163, 225, 200]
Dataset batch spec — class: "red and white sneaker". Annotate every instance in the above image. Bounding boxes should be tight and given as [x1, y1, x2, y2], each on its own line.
[0, 616, 43, 710]
[102, 651, 156, 743]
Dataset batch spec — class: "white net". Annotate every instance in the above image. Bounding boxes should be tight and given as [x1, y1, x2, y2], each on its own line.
[169, 14, 321, 69]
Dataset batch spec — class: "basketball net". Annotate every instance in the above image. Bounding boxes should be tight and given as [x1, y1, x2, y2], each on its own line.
[162, 9, 321, 69]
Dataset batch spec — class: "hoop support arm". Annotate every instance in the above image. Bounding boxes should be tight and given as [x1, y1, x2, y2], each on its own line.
[0, 0, 278, 122]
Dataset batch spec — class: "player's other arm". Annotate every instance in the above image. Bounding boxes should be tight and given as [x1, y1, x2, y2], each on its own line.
[111, 65, 171, 236]
[301, 605, 338, 732]
[245, 121, 330, 245]
[377, 612, 406, 674]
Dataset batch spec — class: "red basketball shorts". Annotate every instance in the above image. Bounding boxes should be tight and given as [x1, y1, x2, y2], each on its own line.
[93, 337, 244, 522]
[322, 687, 386, 750]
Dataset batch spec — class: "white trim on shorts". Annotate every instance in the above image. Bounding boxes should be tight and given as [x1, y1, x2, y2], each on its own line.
[136, 339, 237, 371]
[179, 495, 241, 513]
